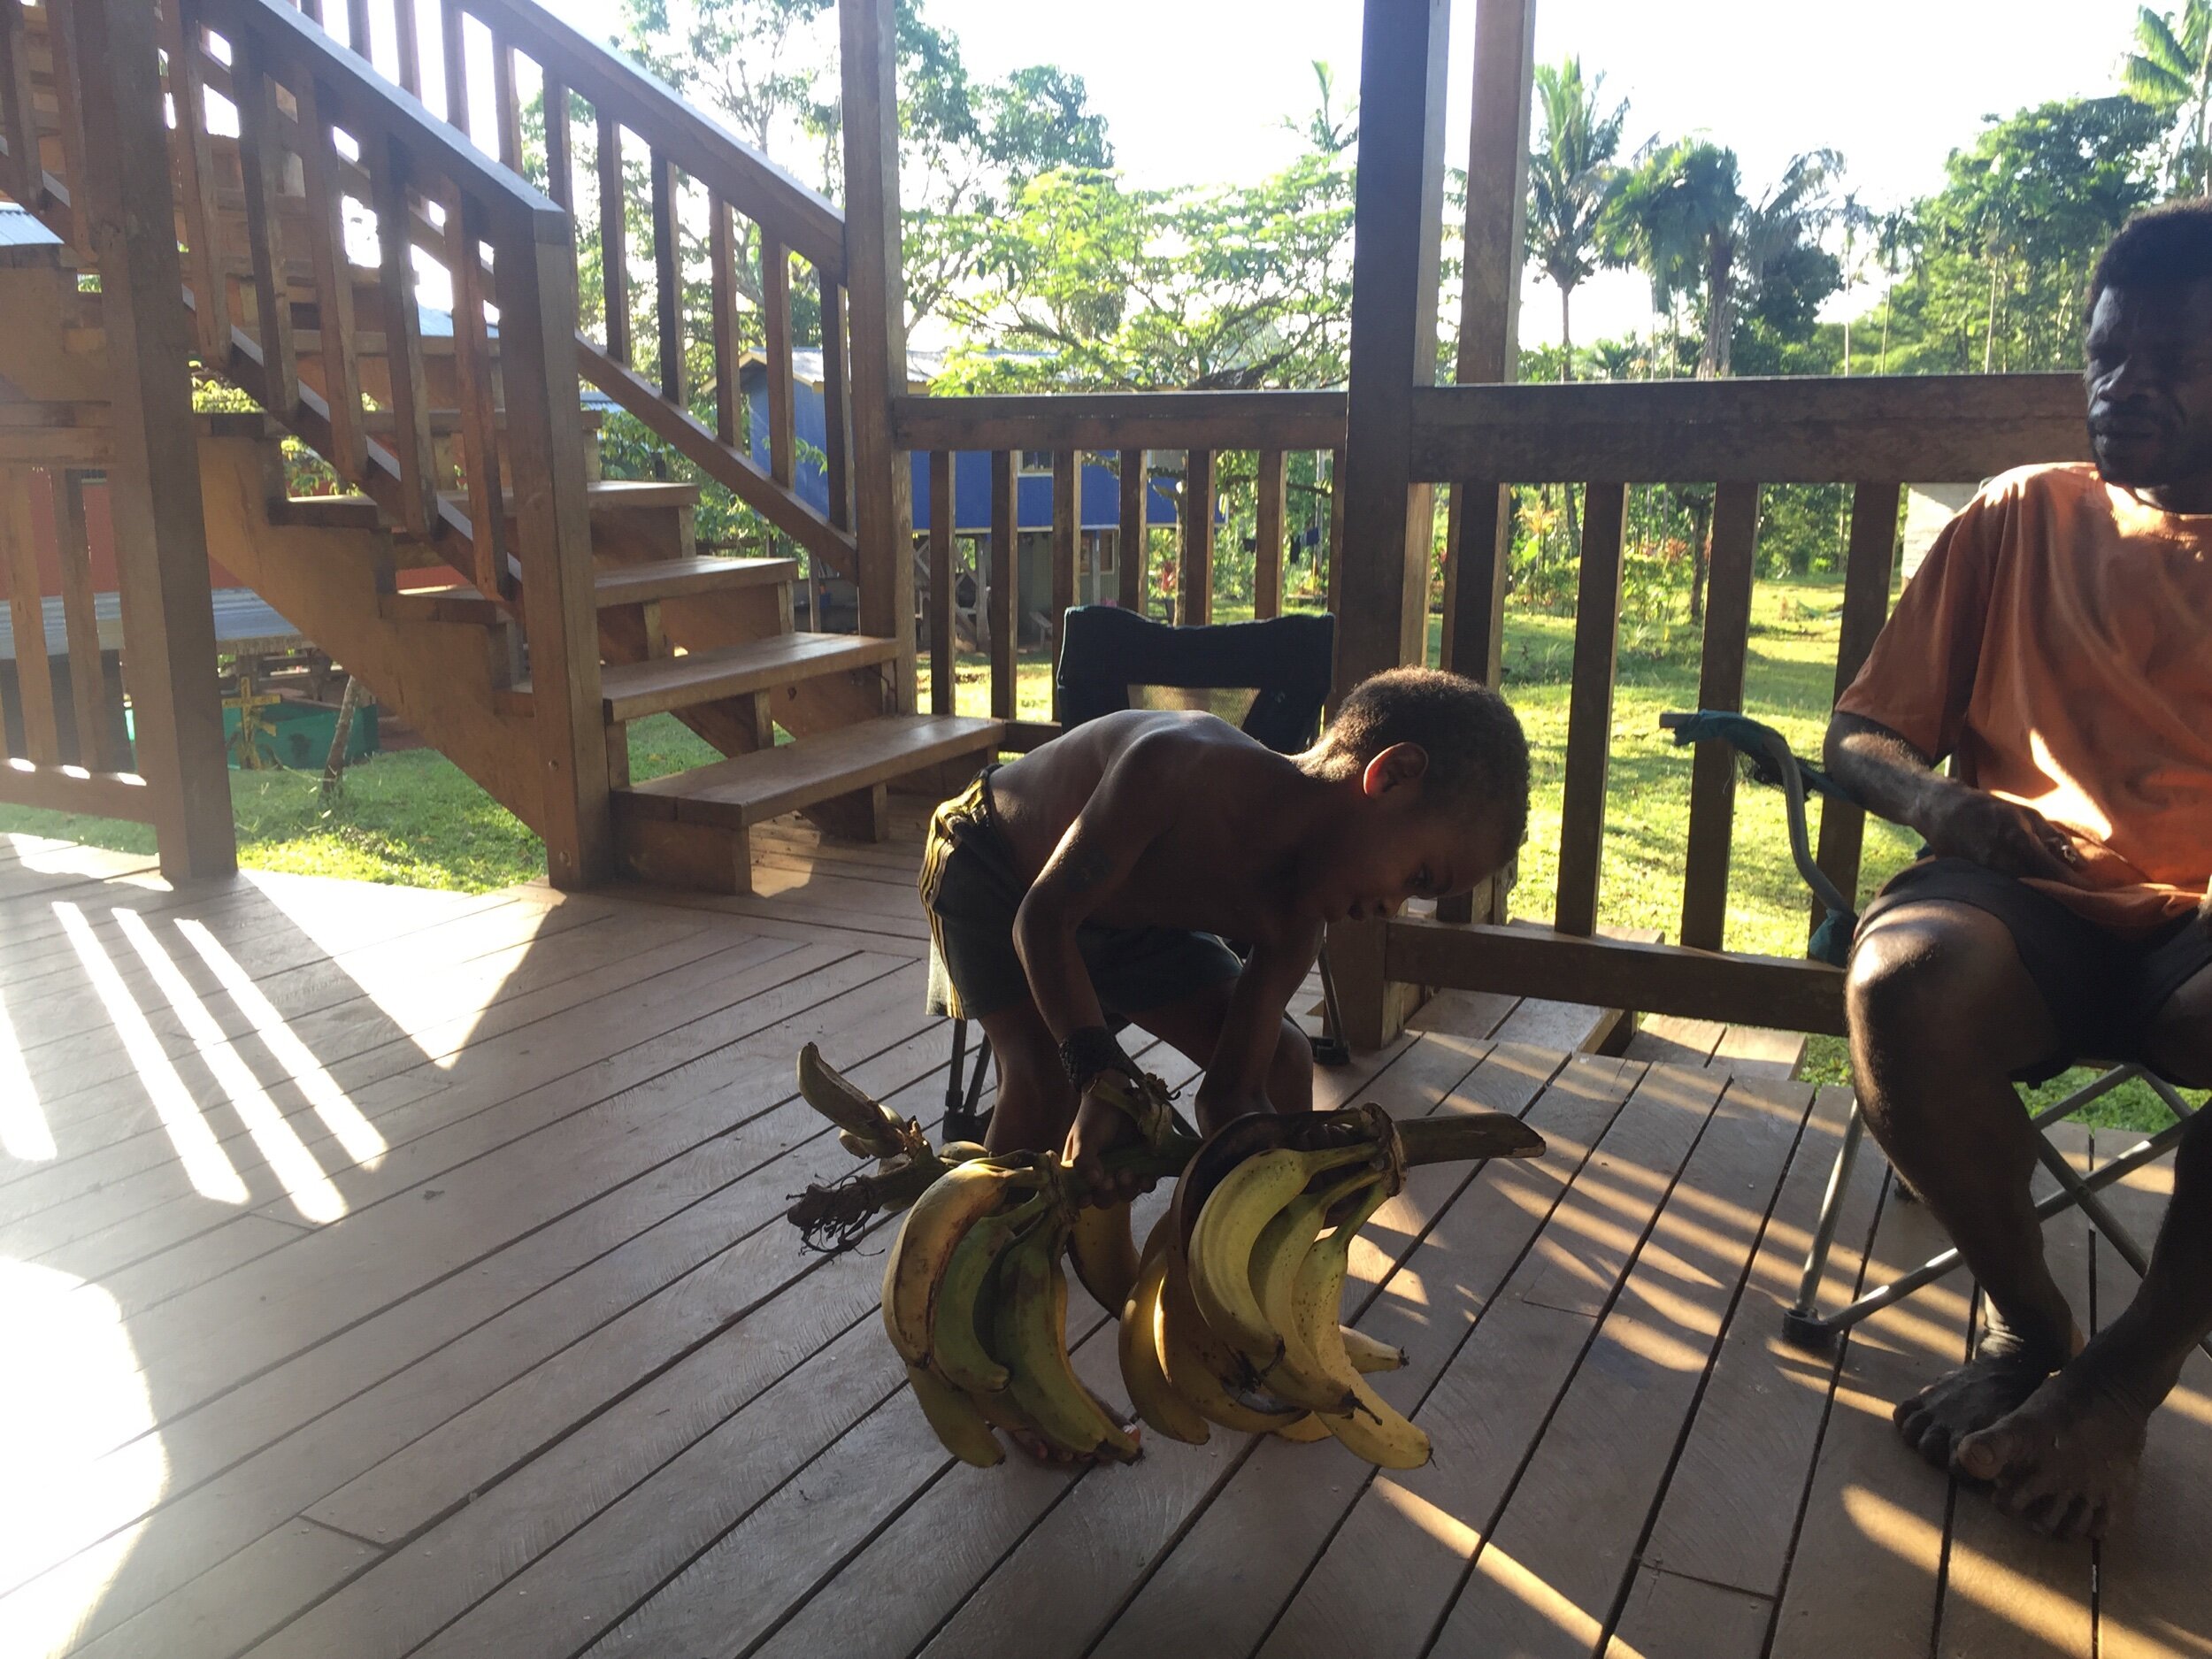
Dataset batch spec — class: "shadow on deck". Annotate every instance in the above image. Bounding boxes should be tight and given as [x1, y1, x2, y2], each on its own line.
[0, 826, 2203, 1659]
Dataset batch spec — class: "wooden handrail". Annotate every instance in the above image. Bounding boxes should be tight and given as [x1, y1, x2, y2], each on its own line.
[894, 390, 1348, 453]
[1409, 373, 2090, 483]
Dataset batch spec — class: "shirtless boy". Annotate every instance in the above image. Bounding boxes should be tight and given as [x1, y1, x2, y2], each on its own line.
[919, 666, 1529, 1199]
[1829, 200, 2212, 1540]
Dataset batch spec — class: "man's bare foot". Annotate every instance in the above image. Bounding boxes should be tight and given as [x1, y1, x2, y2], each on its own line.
[1955, 1363, 2149, 1540]
[1893, 1340, 2062, 1471]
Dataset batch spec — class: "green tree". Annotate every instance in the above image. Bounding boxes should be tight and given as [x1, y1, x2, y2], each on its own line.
[2124, 2, 2212, 194]
[1525, 57, 1628, 380]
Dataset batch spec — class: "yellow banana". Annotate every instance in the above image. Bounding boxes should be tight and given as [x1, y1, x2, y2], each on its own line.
[1156, 1245, 1308, 1435]
[1271, 1413, 1334, 1442]
[1241, 1168, 1381, 1412]
[1187, 1143, 1379, 1385]
[933, 1195, 1051, 1395]
[799, 1041, 915, 1156]
[904, 1361, 1005, 1468]
[880, 1158, 1044, 1371]
[1118, 1218, 1212, 1446]
[1278, 1180, 1432, 1470]
[1340, 1325, 1408, 1374]
[992, 1214, 1142, 1463]
[1069, 1200, 1141, 1315]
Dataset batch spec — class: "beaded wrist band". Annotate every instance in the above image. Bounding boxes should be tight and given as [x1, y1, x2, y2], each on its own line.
[1060, 1025, 1141, 1094]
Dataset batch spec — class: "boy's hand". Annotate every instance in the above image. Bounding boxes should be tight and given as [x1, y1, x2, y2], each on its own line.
[1064, 1084, 1156, 1207]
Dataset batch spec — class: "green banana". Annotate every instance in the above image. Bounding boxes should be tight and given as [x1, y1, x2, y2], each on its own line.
[991, 1213, 1142, 1463]
[1276, 1179, 1432, 1470]
[904, 1362, 1005, 1468]
[880, 1158, 1045, 1370]
[1187, 1143, 1380, 1385]
[1118, 1216, 1212, 1446]
[933, 1194, 1051, 1395]
[1069, 1199, 1141, 1315]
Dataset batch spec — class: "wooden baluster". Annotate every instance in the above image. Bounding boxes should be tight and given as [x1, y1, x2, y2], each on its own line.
[649, 150, 682, 402]
[295, 73, 365, 482]
[818, 273, 852, 533]
[492, 36, 521, 170]
[542, 75, 572, 207]
[438, 0, 465, 127]
[393, 0, 422, 96]
[446, 187, 510, 599]
[1050, 448, 1077, 718]
[347, 0, 373, 62]
[708, 196, 737, 443]
[759, 230, 795, 484]
[51, 468, 115, 772]
[1181, 448, 1215, 625]
[989, 449, 1017, 720]
[232, 30, 300, 421]
[297, 0, 326, 23]
[595, 109, 627, 363]
[1678, 480, 1761, 952]
[0, 0, 35, 203]
[929, 449, 955, 715]
[1438, 473, 1510, 925]
[41, 0, 90, 251]
[372, 136, 438, 536]
[1554, 481, 1628, 939]
[1117, 448, 1146, 613]
[1325, 446, 1348, 626]
[1255, 447, 1286, 618]
[164, 0, 231, 368]
[1812, 480, 1902, 944]
[0, 466, 58, 764]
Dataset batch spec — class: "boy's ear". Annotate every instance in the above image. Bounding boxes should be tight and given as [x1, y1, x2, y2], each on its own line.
[1360, 742, 1430, 799]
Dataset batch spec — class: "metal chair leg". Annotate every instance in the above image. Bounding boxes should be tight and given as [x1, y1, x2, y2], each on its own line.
[1782, 1101, 1867, 1353]
[1312, 950, 1351, 1068]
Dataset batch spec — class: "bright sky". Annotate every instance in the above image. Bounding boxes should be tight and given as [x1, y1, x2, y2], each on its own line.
[543, 0, 2156, 347]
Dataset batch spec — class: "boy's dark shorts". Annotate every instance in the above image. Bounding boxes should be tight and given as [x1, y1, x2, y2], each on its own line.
[919, 769, 1242, 1022]
[1855, 856, 2212, 1084]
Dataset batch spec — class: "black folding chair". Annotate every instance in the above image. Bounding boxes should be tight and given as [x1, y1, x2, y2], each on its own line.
[1659, 710, 2204, 1357]
[942, 607, 1344, 1145]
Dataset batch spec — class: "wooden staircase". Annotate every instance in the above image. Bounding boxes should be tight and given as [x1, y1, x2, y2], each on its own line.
[0, 0, 999, 893]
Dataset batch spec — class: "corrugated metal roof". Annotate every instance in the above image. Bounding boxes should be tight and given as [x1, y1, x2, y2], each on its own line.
[0, 202, 62, 249]
[0, 588, 303, 661]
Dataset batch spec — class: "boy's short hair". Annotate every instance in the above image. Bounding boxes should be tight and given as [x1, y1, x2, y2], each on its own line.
[2089, 197, 2212, 311]
[1324, 667, 1529, 846]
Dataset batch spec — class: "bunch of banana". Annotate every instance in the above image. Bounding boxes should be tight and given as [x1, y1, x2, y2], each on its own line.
[879, 1149, 1144, 1467]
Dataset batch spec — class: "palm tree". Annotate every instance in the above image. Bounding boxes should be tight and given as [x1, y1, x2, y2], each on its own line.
[1873, 207, 1916, 373]
[2124, 2, 2212, 195]
[1525, 58, 1628, 382]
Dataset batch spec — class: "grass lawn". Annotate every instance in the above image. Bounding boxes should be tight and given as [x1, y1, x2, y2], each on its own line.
[7, 577, 2195, 1129]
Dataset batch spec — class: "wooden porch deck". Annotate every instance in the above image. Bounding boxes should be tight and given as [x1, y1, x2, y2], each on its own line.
[3, 827, 2207, 1659]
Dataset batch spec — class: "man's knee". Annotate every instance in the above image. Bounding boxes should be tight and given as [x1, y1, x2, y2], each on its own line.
[1846, 904, 2034, 1059]
[2146, 965, 2212, 1090]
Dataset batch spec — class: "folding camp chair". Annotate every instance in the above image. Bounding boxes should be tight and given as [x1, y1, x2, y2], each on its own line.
[1659, 710, 2204, 1357]
[941, 607, 1345, 1145]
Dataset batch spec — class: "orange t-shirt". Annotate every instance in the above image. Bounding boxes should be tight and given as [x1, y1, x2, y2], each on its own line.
[1837, 462, 2212, 936]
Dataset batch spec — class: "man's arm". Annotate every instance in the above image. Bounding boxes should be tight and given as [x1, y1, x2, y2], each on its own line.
[1192, 925, 1325, 1128]
[1824, 710, 2079, 882]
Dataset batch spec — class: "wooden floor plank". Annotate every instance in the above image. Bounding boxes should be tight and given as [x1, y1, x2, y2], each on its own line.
[1253, 1058, 1710, 1659]
[1767, 1163, 1971, 1659]
[1622, 1014, 1725, 1069]
[1422, 1075, 1813, 1658]
[815, 1033, 1517, 1659]
[1612, 1086, 1885, 1623]
[2093, 1125, 2212, 1659]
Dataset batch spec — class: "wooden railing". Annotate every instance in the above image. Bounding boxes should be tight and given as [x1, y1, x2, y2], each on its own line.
[1389, 369, 2097, 1037]
[890, 390, 1349, 739]
[267, 0, 863, 583]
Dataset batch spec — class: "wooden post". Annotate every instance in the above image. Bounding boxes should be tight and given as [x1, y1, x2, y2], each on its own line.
[818, 273, 854, 534]
[543, 76, 572, 209]
[1331, 0, 1452, 1047]
[1181, 448, 1215, 625]
[1334, 0, 1451, 693]
[1254, 448, 1286, 618]
[929, 449, 955, 714]
[495, 210, 613, 888]
[235, 31, 301, 424]
[989, 449, 1018, 721]
[1118, 448, 1146, 612]
[71, 0, 234, 878]
[1050, 448, 1078, 717]
[595, 110, 628, 364]
[709, 197, 740, 444]
[840, 0, 918, 710]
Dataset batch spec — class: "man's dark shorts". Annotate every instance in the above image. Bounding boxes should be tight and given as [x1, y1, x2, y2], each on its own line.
[1856, 856, 2212, 1084]
[918, 768, 1242, 1022]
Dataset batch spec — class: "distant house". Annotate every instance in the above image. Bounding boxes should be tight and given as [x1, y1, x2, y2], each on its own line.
[737, 349, 1181, 641]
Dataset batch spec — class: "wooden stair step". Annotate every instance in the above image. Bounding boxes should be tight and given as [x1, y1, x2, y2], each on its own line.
[613, 714, 1005, 830]
[273, 478, 702, 534]
[503, 632, 902, 723]
[380, 557, 798, 625]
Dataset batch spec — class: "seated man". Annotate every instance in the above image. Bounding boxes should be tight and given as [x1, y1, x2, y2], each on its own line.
[1828, 200, 2212, 1540]
[921, 666, 1528, 1199]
